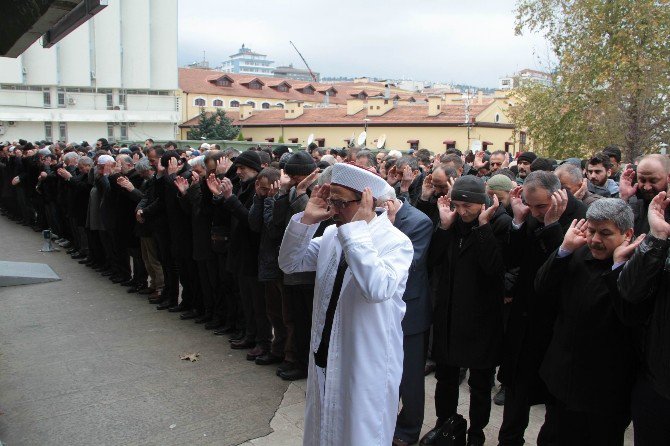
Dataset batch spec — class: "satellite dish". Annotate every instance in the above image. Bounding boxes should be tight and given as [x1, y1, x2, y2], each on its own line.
[377, 134, 387, 150]
[307, 134, 315, 146]
[357, 131, 367, 147]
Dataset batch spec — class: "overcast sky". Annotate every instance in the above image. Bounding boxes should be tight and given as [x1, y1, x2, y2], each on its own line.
[178, 0, 551, 88]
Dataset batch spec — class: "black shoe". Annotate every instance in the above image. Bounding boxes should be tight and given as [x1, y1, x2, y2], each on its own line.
[493, 386, 506, 406]
[66, 248, 77, 254]
[419, 421, 445, 446]
[228, 331, 245, 342]
[100, 270, 114, 276]
[279, 368, 307, 381]
[111, 276, 130, 284]
[466, 437, 484, 446]
[204, 319, 223, 330]
[168, 303, 190, 313]
[194, 315, 212, 324]
[127, 285, 142, 294]
[230, 339, 255, 350]
[80, 258, 93, 264]
[120, 279, 135, 287]
[276, 361, 296, 376]
[213, 328, 230, 336]
[255, 353, 283, 366]
[156, 300, 175, 310]
[180, 310, 200, 320]
[72, 253, 87, 260]
[137, 287, 154, 295]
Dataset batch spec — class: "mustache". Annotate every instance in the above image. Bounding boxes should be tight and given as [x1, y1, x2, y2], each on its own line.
[589, 242, 606, 250]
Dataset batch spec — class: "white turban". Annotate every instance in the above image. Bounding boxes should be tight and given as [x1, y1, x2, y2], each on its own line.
[98, 154, 115, 165]
[331, 163, 388, 199]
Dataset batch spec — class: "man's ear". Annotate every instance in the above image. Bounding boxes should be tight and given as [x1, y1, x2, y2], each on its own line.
[624, 227, 635, 242]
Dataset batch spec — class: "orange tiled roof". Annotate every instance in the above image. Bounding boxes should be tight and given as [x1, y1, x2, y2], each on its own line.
[179, 101, 499, 128]
[180, 68, 348, 104]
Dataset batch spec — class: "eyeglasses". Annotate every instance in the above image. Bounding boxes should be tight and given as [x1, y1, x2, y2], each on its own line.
[327, 198, 361, 210]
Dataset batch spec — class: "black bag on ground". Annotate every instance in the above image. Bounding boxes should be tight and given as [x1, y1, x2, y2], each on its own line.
[435, 414, 467, 446]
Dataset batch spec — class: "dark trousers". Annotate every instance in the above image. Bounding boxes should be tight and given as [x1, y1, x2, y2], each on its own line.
[284, 283, 314, 370]
[435, 364, 494, 443]
[176, 255, 199, 309]
[197, 256, 218, 315]
[154, 231, 178, 303]
[498, 381, 557, 446]
[553, 399, 629, 446]
[215, 252, 240, 327]
[632, 375, 670, 446]
[87, 229, 105, 265]
[264, 280, 288, 358]
[395, 330, 428, 443]
[238, 275, 263, 345]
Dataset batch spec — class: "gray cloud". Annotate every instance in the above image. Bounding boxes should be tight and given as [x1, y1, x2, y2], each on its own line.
[178, 0, 550, 87]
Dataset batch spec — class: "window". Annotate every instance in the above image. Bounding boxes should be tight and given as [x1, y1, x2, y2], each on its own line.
[194, 97, 206, 106]
[407, 140, 419, 150]
[120, 124, 128, 140]
[216, 78, 232, 87]
[43, 91, 51, 108]
[107, 123, 115, 141]
[44, 122, 52, 139]
[58, 122, 68, 142]
[248, 80, 262, 90]
[316, 138, 325, 147]
[119, 93, 127, 108]
[300, 86, 315, 94]
[276, 84, 289, 92]
[495, 113, 500, 123]
[106, 93, 114, 110]
[275, 103, 284, 108]
[230, 100, 240, 107]
[520, 131, 527, 148]
[246, 101, 255, 108]
[357, 92, 366, 100]
[213, 99, 224, 107]
[262, 102, 270, 109]
[57, 91, 66, 108]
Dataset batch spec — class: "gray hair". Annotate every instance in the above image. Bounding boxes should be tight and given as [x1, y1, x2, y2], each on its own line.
[586, 198, 633, 233]
[317, 165, 333, 185]
[117, 154, 133, 166]
[63, 152, 80, 163]
[396, 155, 419, 171]
[38, 148, 52, 157]
[523, 171, 561, 194]
[377, 185, 397, 202]
[78, 156, 93, 167]
[134, 157, 152, 173]
[555, 163, 583, 186]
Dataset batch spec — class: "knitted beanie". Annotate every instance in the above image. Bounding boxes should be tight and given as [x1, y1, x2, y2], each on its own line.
[487, 174, 514, 192]
[233, 150, 262, 172]
[451, 176, 487, 204]
[284, 151, 316, 176]
[517, 151, 537, 164]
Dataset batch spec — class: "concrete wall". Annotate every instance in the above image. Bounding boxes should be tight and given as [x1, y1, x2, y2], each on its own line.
[58, 24, 91, 87]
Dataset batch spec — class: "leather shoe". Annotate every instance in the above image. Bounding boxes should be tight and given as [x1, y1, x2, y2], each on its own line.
[111, 276, 130, 284]
[255, 353, 283, 365]
[66, 248, 77, 254]
[180, 310, 200, 320]
[168, 304, 190, 313]
[246, 346, 266, 361]
[72, 253, 87, 259]
[424, 360, 436, 376]
[392, 437, 410, 446]
[120, 279, 135, 287]
[230, 339, 254, 350]
[204, 319, 223, 330]
[80, 258, 93, 264]
[127, 285, 142, 294]
[138, 287, 155, 295]
[194, 315, 212, 324]
[419, 424, 443, 445]
[276, 361, 295, 376]
[156, 300, 175, 310]
[101, 270, 114, 276]
[228, 331, 245, 342]
[493, 386, 505, 406]
[279, 368, 307, 381]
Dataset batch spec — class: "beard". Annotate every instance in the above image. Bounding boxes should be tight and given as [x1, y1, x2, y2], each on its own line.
[636, 187, 659, 204]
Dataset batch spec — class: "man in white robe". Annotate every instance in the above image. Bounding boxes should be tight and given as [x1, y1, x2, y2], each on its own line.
[278, 163, 413, 446]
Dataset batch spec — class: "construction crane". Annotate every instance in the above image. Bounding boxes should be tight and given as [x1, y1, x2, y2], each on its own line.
[289, 41, 318, 83]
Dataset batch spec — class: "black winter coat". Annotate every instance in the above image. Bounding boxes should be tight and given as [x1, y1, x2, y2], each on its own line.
[535, 247, 638, 414]
[178, 180, 215, 261]
[68, 171, 92, 226]
[249, 194, 282, 281]
[218, 177, 260, 277]
[428, 206, 511, 368]
[618, 235, 670, 400]
[498, 193, 587, 402]
[163, 165, 193, 259]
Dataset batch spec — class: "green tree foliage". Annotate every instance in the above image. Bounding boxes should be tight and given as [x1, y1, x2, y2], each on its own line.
[187, 108, 239, 140]
[511, 0, 670, 161]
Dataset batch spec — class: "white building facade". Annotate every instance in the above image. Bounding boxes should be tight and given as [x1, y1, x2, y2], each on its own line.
[0, 0, 180, 144]
[219, 44, 275, 76]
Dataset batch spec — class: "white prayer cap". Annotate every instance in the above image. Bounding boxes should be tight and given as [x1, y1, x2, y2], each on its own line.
[98, 154, 115, 164]
[200, 143, 211, 150]
[331, 163, 388, 199]
[377, 183, 397, 202]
